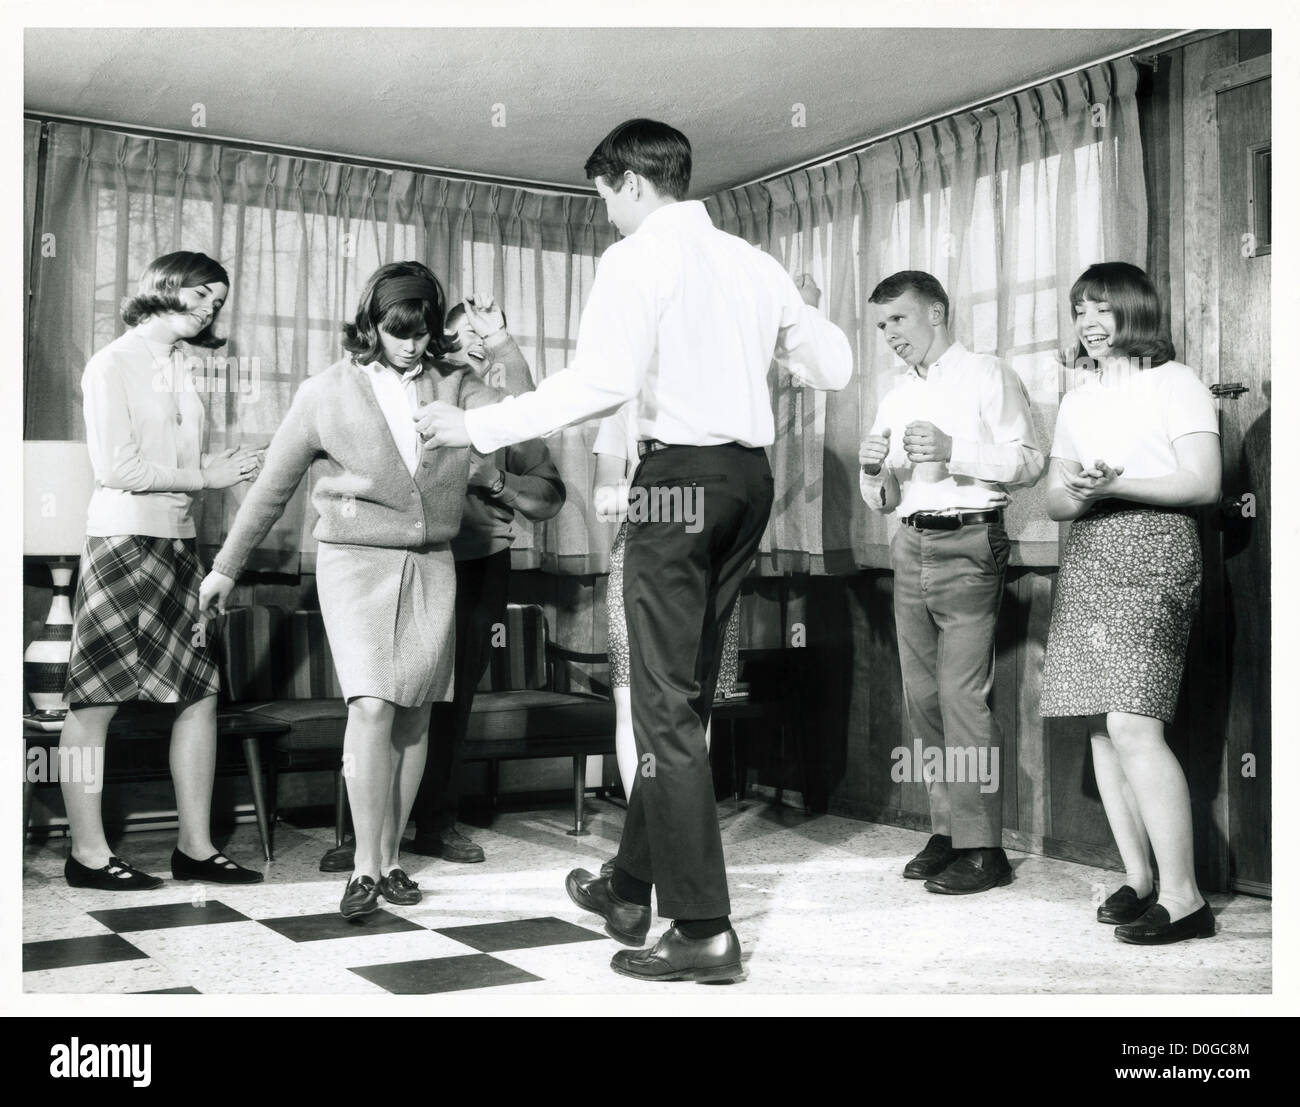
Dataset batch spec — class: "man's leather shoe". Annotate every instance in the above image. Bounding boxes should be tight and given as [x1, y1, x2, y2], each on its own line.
[564, 868, 650, 946]
[610, 925, 744, 983]
[340, 875, 381, 918]
[1114, 902, 1215, 945]
[377, 868, 421, 906]
[320, 839, 354, 873]
[903, 833, 958, 880]
[436, 827, 485, 863]
[1097, 884, 1157, 924]
[924, 847, 1013, 895]
[405, 827, 485, 863]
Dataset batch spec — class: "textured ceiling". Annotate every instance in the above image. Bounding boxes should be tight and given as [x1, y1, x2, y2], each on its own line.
[25, 26, 1180, 194]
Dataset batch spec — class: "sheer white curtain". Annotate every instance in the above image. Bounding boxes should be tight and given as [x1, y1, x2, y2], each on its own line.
[707, 58, 1148, 568]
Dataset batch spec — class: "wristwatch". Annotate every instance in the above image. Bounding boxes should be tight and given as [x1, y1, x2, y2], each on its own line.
[487, 470, 507, 497]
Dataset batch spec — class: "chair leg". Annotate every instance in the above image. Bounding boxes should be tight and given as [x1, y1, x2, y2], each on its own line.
[792, 715, 812, 816]
[567, 755, 589, 836]
[240, 735, 273, 862]
[23, 778, 35, 849]
[334, 768, 348, 848]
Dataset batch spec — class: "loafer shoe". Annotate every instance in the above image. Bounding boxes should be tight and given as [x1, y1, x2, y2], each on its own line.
[378, 867, 422, 906]
[1097, 884, 1157, 925]
[319, 840, 355, 872]
[924, 847, 1013, 895]
[564, 868, 650, 946]
[610, 925, 744, 983]
[171, 849, 264, 885]
[1115, 902, 1215, 945]
[65, 855, 163, 891]
[340, 875, 381, 919]
[903, 833, 959, 880]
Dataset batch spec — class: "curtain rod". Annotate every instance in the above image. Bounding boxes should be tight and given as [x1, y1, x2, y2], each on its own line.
[736, 28, 1204, 190]
[22, 110, 599, 198]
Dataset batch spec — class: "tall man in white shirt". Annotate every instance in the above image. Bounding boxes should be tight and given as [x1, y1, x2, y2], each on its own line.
[860, 271, 1044, 894]
[417, 119, 852, 981]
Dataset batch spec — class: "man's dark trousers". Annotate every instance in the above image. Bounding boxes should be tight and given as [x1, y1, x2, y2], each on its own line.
[412, 548, 511, 835]
[615, 443, 774, 920]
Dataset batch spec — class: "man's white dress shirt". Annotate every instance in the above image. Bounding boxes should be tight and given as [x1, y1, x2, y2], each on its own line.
[464, 200, 852, 454]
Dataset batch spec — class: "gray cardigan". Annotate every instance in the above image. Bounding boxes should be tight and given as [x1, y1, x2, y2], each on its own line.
[212, 356, 501, 579]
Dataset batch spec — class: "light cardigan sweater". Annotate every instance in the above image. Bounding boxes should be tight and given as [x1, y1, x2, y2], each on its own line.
[212, 356, 501, 579]
[81, 329, 208, 538]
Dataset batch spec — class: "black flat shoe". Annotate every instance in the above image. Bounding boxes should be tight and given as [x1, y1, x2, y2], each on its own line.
[65, 855, 163, 891]
[924, 848, 1013, 895]
[171, 849, 264, 885]
[1114, 902, 1215, 945]
[377, 868, 421, 906]
[340, 876, 381, 919]
[610, 925, 744, 983]
[903, 834, 959, 879]
[1097, 884, 1157, 925]
[319, 840, 355, 873]
[565, 868, 650, 946]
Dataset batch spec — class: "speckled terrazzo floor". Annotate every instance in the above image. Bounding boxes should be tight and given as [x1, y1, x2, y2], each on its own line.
[23, 801, 1271, 995]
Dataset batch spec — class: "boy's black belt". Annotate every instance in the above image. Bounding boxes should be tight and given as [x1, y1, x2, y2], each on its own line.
[637, 439, 761, 458]
[901, 509, 1003, 531]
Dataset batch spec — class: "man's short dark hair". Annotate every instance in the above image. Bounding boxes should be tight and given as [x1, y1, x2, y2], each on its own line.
[584, 118, 692, 201]
[868, 270, 950, 325]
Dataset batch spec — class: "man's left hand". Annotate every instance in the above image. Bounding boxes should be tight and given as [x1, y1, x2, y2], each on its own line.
[414, 402, 471, 448]
[903, 420, 952, 464]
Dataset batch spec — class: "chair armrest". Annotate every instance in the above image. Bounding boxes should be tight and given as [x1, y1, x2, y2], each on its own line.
[543, 642, 609, 696]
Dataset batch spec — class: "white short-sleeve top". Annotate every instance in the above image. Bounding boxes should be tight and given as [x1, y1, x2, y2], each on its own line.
[1050, 360, 1219, 479]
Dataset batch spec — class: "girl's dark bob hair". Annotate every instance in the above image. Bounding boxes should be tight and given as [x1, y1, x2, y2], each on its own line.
[342, 261, 458, 364]
[120, 251, 230, 349]
[1066, 261, 1174, 369]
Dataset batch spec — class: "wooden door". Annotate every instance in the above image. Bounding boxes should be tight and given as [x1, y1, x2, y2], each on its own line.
[1214, 74, 1271, 893]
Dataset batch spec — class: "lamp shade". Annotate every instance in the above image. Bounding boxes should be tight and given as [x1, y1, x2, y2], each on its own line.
[24, 441, 95, 556]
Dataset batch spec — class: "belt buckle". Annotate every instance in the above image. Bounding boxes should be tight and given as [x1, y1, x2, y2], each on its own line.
[913, 513, 961, 531]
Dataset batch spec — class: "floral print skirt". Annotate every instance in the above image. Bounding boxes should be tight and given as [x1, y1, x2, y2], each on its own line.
[1040, 506, 1200, 723]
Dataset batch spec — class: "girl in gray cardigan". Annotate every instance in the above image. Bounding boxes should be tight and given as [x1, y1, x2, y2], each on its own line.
[201, 262, 501, 918]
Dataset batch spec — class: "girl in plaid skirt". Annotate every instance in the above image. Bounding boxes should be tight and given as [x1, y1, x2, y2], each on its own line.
[60, 251, 265, 890]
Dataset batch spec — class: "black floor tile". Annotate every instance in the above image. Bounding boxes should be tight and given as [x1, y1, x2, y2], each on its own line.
[23, 933, 148, 973]
[259, 910, 426, 943]
[89, 901, 249, 933]
[434, 916, 606, 953]
[349, 953, 542, 994]
[134, 986, 201, 994]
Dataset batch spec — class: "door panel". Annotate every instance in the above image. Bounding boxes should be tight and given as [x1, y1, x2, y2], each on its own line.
[1215, 76, 1271, 892]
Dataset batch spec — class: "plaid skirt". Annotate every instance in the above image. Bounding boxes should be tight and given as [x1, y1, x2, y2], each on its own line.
[66, 535, 221, 705]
